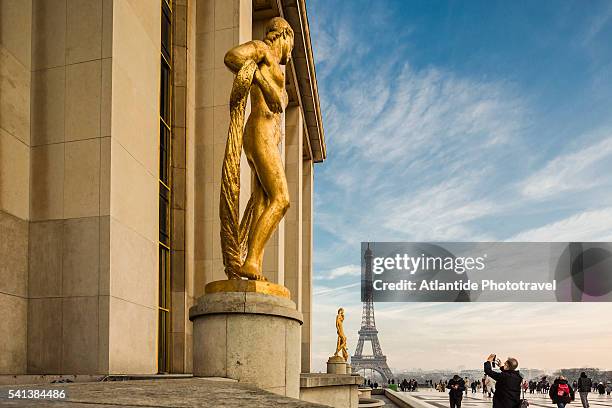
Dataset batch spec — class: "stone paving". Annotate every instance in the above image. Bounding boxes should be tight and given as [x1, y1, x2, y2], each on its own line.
[0, 378, 330, 407]
[398, 389, 612, 408]
[372, 393, 401, 407]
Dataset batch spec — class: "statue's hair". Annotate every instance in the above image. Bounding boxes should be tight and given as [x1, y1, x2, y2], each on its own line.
[263, 17, 294, 45]
[338, 308, 344, 314]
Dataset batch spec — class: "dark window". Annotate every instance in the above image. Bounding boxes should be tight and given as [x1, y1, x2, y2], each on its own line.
[159, 185, 170, 246]
[160, 61, 171, 124]
[158, 0, 173, 375]
[161, 1, 172, 62]
[160, 122, 170, 185]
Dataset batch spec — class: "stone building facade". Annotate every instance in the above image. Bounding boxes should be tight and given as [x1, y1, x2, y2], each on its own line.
[0, 0, 325, 377]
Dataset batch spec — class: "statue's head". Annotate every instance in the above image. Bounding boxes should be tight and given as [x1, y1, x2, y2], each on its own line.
[264, 17, 294, 64]
[338, 307, 344, 316]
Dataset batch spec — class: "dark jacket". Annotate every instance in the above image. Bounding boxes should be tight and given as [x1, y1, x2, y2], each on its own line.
[578, 377, 592, 393]
[550, 379, 575, 404]
[484, 362, 522, 408]
[447, 377, 466, 400]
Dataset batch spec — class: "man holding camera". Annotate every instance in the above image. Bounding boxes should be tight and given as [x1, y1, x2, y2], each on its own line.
[484, 354, 523, 408]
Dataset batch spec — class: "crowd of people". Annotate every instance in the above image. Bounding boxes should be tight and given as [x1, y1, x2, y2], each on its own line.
[363, 358, 612, 408]
[399, 378, 419, 392]
[427, 356, 612, 408]
[526, 378, 551, 394]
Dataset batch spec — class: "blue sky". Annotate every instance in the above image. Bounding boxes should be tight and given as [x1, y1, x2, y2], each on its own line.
[307, 0, 612, 373]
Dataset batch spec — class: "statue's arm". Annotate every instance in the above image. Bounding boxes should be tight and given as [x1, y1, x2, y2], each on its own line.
[224, 41, 265, 73]
[224, 41, 283, 113]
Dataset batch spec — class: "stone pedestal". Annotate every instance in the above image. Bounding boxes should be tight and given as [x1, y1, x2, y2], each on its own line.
[327, 356, 347, 374]
[300, 373, 363, 408]
[189, 280, 303, 398]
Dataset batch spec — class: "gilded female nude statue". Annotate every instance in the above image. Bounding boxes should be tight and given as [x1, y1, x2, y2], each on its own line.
[334, 308, 349, 361]
[219, 17, 294, 281]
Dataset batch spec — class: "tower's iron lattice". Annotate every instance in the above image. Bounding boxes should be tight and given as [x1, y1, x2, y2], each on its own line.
[350, 243, 393, 382]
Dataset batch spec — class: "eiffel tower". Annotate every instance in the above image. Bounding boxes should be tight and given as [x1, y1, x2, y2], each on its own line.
[351, 243, 393, 382]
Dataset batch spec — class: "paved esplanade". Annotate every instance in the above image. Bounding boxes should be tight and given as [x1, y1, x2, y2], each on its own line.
[397, 389, 612, 408]
[0, 379, 329, 407]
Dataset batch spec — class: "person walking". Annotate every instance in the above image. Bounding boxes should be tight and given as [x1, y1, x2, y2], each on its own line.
[577, 372, 592, 408]
[447, 375, 466, 408]
[550, 376, 575, 408]
[597, 382, 605, 395]
[485, 376, 494, 397]
[484, 354, 522, 408]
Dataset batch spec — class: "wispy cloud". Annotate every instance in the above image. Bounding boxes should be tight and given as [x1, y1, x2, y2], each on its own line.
[314, 282, 361, 296]
[380, 176, 499, 241]
[509, 207, 612, 242]
[521, 134, 612, 200]
[316, 264, 362, 280]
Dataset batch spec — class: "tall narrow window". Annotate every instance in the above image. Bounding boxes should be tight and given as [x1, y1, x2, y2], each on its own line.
[158, 0, 173, 374]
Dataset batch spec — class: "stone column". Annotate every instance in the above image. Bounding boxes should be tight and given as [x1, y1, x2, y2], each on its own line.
[284, 107, 303, 308]
[170, 0, 196, 374]
[106, 0, 161, 374]
[183, 0, 198, 375]
[191, 0, 252, 297]
[301, 158, 314, 373]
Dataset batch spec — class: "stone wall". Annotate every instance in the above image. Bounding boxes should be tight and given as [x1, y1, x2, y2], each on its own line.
[25, 0, 113, 375]
[0, 0, 31, 375]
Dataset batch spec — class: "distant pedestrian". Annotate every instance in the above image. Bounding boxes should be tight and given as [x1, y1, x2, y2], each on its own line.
[597, 383, 605, 395]
[447, 375, 466, 408]
[485, 376, 494, 397]
[577, 372, 592, 408]
[550, 376, 575, 408]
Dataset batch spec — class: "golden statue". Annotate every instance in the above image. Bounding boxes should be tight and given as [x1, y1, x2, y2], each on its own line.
[334, 308, 349, 361]
[220, 17, 294, 281]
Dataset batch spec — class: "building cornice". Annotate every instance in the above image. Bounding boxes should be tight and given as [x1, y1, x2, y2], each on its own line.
[281, 0, 327, 163]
